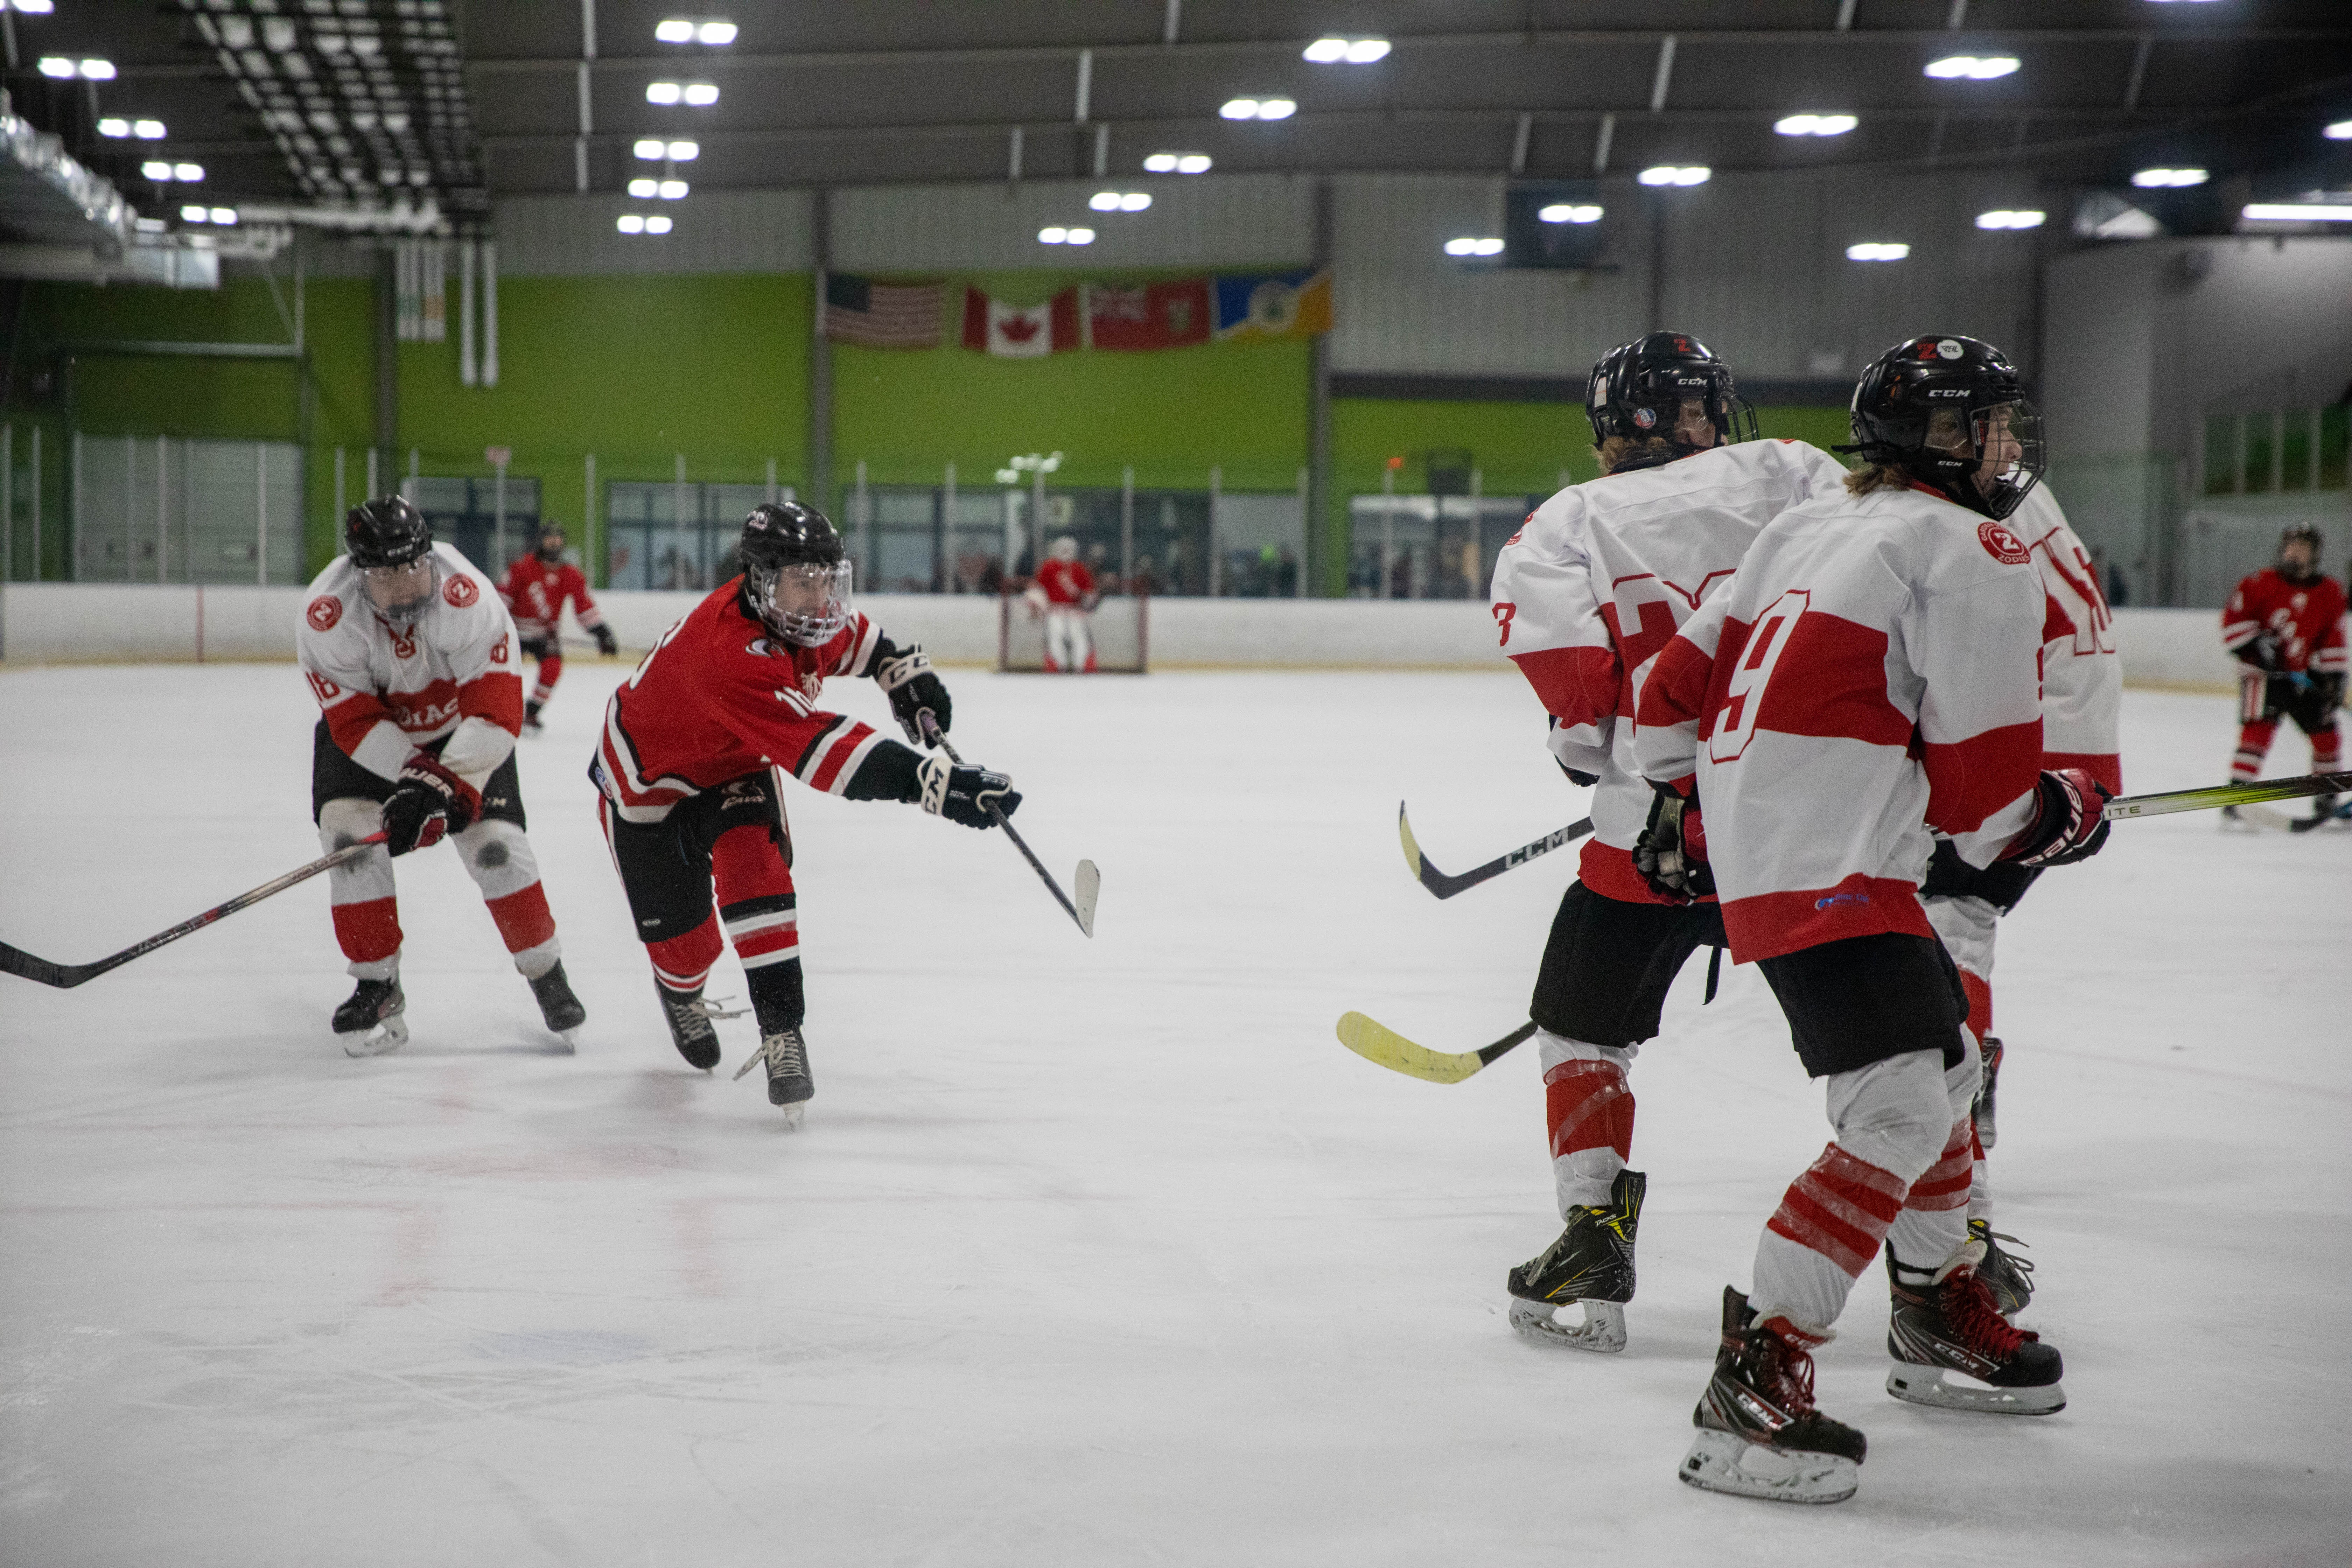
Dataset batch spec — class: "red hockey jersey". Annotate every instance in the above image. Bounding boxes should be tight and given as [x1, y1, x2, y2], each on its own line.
[1035, 559, 1094, 607]
[296, 543, 524, 794]
[2222, 569, 2348, 676]
[596, 579, 892, 823]
[2011, 486, 2124, 793]
[1632, 485, 2046, 963]
[498, 555, 606, 641]
[1488, 439, 1853, 904]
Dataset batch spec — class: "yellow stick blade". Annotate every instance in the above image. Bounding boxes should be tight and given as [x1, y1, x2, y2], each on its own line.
[1335, 1011, 1483, 1085]
[1397, 803, 1422, 879]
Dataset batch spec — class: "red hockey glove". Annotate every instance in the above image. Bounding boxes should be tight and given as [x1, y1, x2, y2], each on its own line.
[1633, 783, 1713, 902]
[380, 754, 479, 857]
[2003, 767, 2112, 868]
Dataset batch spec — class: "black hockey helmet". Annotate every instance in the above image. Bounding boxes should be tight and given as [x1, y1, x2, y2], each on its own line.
[536, 519, 568, 561]
[2278, 522, 2323, 581]
[1841, 335, 2045, 521]
[1586, 331, 1758, 458]
[345, 494, 433, 568]
[738, 500, 853, 647]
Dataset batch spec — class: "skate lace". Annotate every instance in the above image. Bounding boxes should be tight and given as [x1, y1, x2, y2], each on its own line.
[1946, 1268, 2033, 1356]
[761, 1030, 808, 1077]
[1979, 1226, 2035, 1282]
[1757, 1333, 1819, 1416]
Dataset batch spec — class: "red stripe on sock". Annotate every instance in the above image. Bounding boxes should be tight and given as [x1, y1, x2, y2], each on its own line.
[1903, 1121, 1976, 1212]
[1766, 1142, 1908, 1278]
[331, 897, 402, 964]
[1544, 1058, 1634, 1161]
[483, 882, 557, 954]
[731, 925, 799, 962]
[648, 911, 722, 992]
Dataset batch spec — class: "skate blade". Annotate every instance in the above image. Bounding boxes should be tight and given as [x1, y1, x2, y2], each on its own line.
[1508, 1296, 1626, 1354]
[777, 1102, 806, 1130]
[341, 1015, 410, 1058]
[2223, 805, 2292, 833]
[1678, 1428, 1857, 1505]
[554, 1028, 579, 1055]
[1885, 1366, 2064, 1415]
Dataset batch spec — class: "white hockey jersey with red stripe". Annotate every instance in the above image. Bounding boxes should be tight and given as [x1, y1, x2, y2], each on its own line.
[1488, 439, 1853, 904]
[1632, 484, 2046, 962]
[295, 543, 524, 794]
[596, 578, 891, 822]
[2011, 485, 2124, 792]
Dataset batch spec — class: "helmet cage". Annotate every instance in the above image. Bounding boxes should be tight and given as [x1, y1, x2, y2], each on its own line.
[360, 556, 440, 629]
[748, 556, 854, 648]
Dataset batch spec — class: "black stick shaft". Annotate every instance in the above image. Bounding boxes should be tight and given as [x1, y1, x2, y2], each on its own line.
[919, 716, 1089, 934]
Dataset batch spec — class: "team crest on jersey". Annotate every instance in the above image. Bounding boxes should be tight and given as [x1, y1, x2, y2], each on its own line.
[306, 595, 343, 631]
[490, 638, 510, 663]
[442, 575, 479, 608]
[799, 668, 826, 700]
[746, 638, 772, 658]
[389, 627, 418, 660]
[1977, 520, 2030, 565]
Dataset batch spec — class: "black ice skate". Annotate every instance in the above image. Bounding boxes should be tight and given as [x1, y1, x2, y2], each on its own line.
[528, 962, 586, 1051]
[1506, 1169, 1644, 1352]
[522, 704, 545, 736]
[733, 1027, 814, 1126]
[1679, 1287, 1865, 1506]
[656, 982, 728, 1070]
[1884, 1251, 2064, 1415]
[334, 977, 408, 1057]
[1972, 1035, 2004, 1149]
[1968, 1218, 2037, 1315]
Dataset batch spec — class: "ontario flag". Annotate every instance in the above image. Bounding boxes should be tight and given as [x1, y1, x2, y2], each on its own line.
[961, 286, 1082, 357]
[1085, 279, 1212, 350]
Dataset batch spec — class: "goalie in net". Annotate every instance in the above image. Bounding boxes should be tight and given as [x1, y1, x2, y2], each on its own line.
[999, 536, 1149, 673]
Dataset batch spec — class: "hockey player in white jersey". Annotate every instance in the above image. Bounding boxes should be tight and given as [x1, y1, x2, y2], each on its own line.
[1918, 482, 2123, 1313]
[297, 497, 585, 1054]
[1632, 336, 2111, 1504]
[1487, 332, 1852, 1352]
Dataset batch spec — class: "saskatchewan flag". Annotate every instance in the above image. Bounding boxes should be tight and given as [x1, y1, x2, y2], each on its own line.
[1212, 269, 1332, 341]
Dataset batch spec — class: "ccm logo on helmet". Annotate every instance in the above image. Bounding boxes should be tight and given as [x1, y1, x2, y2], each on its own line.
[1927, 388, 1972, 398]
[1978, 521, 2031, 566]
[306, 595, 343, 631]
[442, 575, 479, 608]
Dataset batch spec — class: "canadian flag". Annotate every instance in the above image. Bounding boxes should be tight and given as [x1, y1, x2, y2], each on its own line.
[961, 286, 1082, 357]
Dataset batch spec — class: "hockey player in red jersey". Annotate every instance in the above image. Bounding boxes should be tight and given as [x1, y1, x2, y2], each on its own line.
[1633, 337, 2108, 1503]
[2220, 523, 2346, 827]
[1488, 332, 1852, 1353]
[497, 523, 617, 735]
[1027, 536, 1098, 672]
[594, 501, 1018, 1122]
[298, 497, 586, 1054]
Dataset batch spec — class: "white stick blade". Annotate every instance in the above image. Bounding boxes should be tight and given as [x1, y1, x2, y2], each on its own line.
[1073, 860, 1099, 937]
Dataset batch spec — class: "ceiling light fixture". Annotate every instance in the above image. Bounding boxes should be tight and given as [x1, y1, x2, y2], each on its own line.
[2132, 167, 2208, 187]
[1144, 152, 1212, 174]
[7, 1, 57, 13]
[175, 162, 203, 182]
[657, 18, 737, 44]
[210, 207, 238, 226]
[1847, 242, 1911, 261]
[1090, 191, 1153, 212]
[99, 118, 132, 137]
[667, 140, 699, 160]
[628, 177, 659, 197]
[1637, 165, 1711, 186]
[2242, 203, 2352, 222]
[1303, 36, 1391, 64]
[2323, 119, 2352, 140]
[633, 138, 667, 159]
[180, 203, 209, 222]
[1443, 236, 1505, 257]
[1538, 203, 1604, 223]
[1220, 97, 1296, 121]
[658, 179, 688, 199]
[647, 215, 674, 233]
[1975, 209, 2047, 229]
[1774, 114, 1858, 137]
[1924, 55, 2020, 80]
[135, 119, 166, 139]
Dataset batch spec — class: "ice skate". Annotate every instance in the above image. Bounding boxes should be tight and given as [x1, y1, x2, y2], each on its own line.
[527, 961, 586, 1051]
[1506, 1169, 1643, 1352]
[521, 705, 545, 737]
[1679, 1287, 1864, 1505]
[656, 982, 731, 1071]
[1968, 1218, 2036, 1315]
[334, 976, 408, 1056]
[1972, 1035, 2003, 1148]
[1884, 1250, 2064, 1414]
[734, 1026, 814, 1126]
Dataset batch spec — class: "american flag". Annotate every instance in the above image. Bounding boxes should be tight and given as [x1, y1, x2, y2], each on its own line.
[823, 274, 945, 348]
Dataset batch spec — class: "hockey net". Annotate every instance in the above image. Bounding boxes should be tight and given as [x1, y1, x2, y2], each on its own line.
[996, 589, 1149, 674]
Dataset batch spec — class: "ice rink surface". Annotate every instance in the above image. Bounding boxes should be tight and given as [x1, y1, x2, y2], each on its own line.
[2, 660, 2346, 1567]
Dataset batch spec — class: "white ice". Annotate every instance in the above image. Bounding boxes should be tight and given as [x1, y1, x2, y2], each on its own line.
[1, 663, 2346, 1567]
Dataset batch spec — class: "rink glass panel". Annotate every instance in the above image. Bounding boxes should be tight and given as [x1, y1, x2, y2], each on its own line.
[403, 475, 544, 580]
[604, 481, 767, 592]
[70, 435, 304, 584]
[1344, 494, 1535, 600]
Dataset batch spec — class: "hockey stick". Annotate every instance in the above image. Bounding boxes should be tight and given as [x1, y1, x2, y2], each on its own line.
[2289, 796, 2352, 834]
[918, 713, 1098, 937]
[2102, 770, 2352, 821]
[1336, 1012, 1536, 1085]
[0, 832, 388, 989]
[1399, 802, 1594, 899]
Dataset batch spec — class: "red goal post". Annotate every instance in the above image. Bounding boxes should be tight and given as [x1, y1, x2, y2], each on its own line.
[996, 589, 1150, 673]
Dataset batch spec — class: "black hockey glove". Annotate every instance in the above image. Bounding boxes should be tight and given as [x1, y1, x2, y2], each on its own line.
[875, 642, 951, 744]
[2314, 672, 2346, 711]
[592, 625, 619, 657]
[1558, 760, 1600, 789]
[2003, 767, 2112, 868]
[380, 754, 477, 856]
[916, 752, 1020, 830]
[1632, 784, 1713, 902]
[2235, 630, 2284, 673]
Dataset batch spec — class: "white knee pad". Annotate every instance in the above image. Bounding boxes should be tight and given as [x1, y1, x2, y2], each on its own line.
[453, 818, 542, 901]
[1823, 1049, 1953, 1187]
[318, 797, 393, 902]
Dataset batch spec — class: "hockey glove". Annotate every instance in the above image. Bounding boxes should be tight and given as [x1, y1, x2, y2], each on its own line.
[1557, 760, 1600, 789]
[875, 642, 952, 744]
[592, 625, 619, 657]
[380, 754, 479, 857]
[1632, 784, 1713, 902]
[2235, 630, 2284, 673]
[916, 752, 1020, 830]
[2003, 767, 2112, 868]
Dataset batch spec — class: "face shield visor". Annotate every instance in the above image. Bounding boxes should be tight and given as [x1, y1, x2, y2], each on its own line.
[1637, 368, 1757, 451]
[757, 558, 854, 647]
[1966, 400, 2044, 520]
[359, 557, 438, 628]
